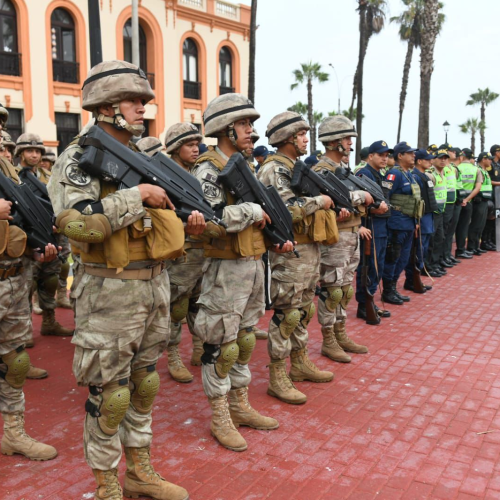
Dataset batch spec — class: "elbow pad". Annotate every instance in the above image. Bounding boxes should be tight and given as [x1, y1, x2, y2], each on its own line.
[56, 208, 112, 243]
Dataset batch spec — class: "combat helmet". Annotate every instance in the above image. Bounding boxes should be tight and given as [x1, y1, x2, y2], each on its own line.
[318, 115, 357, 151]
[41, 147, 56, 163]
[137, 136, 164, 157]
[0, 103, 8, 128]
[251, 128, 260, 143]
[165, 122, 202, 154]
[14, 133, 45, 157]
[1, 131, 15, 150]
[266, 111, 310, 155]
[82, 60, 155, 136]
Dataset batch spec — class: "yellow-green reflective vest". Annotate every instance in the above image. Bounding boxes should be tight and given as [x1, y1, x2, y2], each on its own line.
[459, 162, 478, 199]
[444, 165, 456, 203]
[432, 169, 447, 213]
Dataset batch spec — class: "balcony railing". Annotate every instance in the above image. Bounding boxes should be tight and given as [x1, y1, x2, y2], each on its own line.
[178, 0, 203, 8]
[219, 85, 234, 95]
[183, 80, 201, 100]
[216, 0, 239, 20]
[0, 52, 21, 77]
[146, 72, 155, 90]
[52, 60, 79, 84]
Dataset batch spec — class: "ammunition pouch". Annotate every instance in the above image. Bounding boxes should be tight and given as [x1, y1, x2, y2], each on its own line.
[0, 346, 30, 389]
[236, 327, 256, 365]
[130, 365, 160, 414]
[272, 308, 301, 340]
[390, 194, 423, 218]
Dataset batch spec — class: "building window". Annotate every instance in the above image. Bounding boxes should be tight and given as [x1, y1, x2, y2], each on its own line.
[219, 47, 233, 95]
[55, 112, 79, 155]
[183, 38, 200, 100]
[0, 0, 20, 76]
[123, 19, 154, 89]
[51, 8, 78, 84]
[5, 107, 22, 142]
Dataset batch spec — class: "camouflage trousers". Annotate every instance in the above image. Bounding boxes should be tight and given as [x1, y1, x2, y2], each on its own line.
[58, 235, 72, 290]
[166, 247, 206, 346]
[318, 231, 360, 327]
[32, 256, 61, 311]
[0, 262, 31, 414]
[194, 258, 265, 399]
[267, 243, 320, 360]
[72, 268, 170, 471]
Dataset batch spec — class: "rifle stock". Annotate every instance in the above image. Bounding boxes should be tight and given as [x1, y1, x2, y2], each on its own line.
[362, 216, 379, 325]
[411, 234, 426, 293]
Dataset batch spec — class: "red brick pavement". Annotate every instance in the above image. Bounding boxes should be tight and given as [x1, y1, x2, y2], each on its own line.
[2, 252, 500, 499]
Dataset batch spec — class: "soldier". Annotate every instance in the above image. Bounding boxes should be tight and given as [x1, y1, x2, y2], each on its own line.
[0, 131, 15, 163]
[0, 106, 59, 461]
[38, 148, 56, 183]
[48, 60, 191, 500]
[258, 111, 336, 404]
[137, 136, 165, 157]
[163, 122, 204, 382]
[192, 94, 291, 451]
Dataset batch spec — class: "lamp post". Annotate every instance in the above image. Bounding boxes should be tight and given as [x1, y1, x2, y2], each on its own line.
[443, 120, 450, 144]
[328, 63, 340, 114]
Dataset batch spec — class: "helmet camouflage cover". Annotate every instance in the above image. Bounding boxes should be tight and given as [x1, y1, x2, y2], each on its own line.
[318, 115, 357, 144]
[137, 136, 164, 157]
[165, 122, 202, 153]
[266, 111, 310, 147]
[14, 132, 46, 157]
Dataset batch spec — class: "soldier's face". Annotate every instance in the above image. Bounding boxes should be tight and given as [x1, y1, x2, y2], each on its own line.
[295, 129, 309, 151]
[39, 159, 53, 171]
[340, 137, 353, 154]
[0, 147, 12, 162]
[21, 148, 41, 167]
[118, 98, 146, 125]
[179, 140, 200, 164]
[234, 119, 253, 150]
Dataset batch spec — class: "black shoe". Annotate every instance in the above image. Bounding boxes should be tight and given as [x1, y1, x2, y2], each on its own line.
[356, 304, 381, 325]
[472, 249, 482, 256]
[440, 260, 454, 268]
[465, 250, 474, 256]
[374, 304, 391, 318]
[449, 256, 461, 264]
[394, 288, 411, 302]
[428, 268, 443, 277]
[424, 284, 433, 291]
[456, 251, 472, 259]
[403, 279, 426, 294]
[477, 248, 487, 254]
[382, 290, 404, 305]
[489, 245, 497, 251]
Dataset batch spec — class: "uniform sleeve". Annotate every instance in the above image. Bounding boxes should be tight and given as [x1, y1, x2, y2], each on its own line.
[47, 145, 146, 232]
[350, 190, 366, 207]
[258, 160, 325, 216]
[191, 160, 263, 233]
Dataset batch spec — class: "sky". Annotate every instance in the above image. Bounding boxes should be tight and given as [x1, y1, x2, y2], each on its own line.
[239, 0, 500, 153]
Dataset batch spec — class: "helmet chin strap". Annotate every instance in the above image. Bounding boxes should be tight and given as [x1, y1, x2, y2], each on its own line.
[96, 104, 144, 137]
[226, 123, 243, 151]
[326, 139, 350, 154]
[286, 134, 307, 156]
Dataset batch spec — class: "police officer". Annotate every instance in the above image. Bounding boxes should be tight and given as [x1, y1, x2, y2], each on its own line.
[482, 145, 500, 250]
[48, 60, 191, 500]
[304, 154, 319, 167]
[252, 145, 270, 173]
[355, 140, 392, 321]
[258, 111, 335, 404]
[382, 142, 422, 305]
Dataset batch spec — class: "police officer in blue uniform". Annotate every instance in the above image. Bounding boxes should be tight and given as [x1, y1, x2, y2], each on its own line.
[355, 140, 391, 323]
[382, 142, 422, 305]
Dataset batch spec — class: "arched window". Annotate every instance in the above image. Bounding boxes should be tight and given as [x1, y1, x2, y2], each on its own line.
[51, 8, 78, 83]
[183, 38, 200, 100]
[123, 19, 153, 89]
[0, 0, 20, 76]
[219, 47, 233, 95]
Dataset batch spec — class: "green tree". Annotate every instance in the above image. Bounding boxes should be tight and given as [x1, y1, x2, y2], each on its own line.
[287, 101, 308, 115]
[290, 62, 329, 153]
[248, 0, 257, 104]
[466, 88, 499, 152]
[459, 118, 485, 156]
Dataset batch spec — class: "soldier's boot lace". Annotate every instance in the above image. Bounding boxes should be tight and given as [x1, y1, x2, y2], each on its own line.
[56, 287, 72, 309]
[123, 447, 189, 500]
[267, 359, 307, 405]
[334, 321, 368, 354]
[32, 290, 42, 315]
[190, 336, 203, 366]
[93, 468, 123, 500]
[1, 412, 57, 461]
[321, 326, 351, 363]
[289, 348, 334, 383]
[208, 395, 247, 452]
[228, 387, 279, 430]
[26, 364, 48, 379]
[167, 345, 193, 383]
[41, 309, 74, 337]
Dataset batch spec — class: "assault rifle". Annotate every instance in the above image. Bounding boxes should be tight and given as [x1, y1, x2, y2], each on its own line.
[17, 168, 54, 216]
[361, 215, 380, 325]
[290, 160, 354, 213]
[77, 126, 225, 227]
[217, 153, 298, 257]
[0, 171, 60, 255]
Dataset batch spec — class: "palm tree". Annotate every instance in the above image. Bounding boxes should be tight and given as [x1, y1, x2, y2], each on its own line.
[417, 0, 443, 148]
[290, 62, 329, 153]
[248, 0, 257, 104]
[466, 88, 499, 152]
[459, 118, 485, 156]
[287, 102, 308, 115]
[329, 109, 362, 119]
[349, 0, 387, 162]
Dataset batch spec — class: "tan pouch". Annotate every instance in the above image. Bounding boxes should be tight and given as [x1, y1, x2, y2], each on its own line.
[146, 209, 185, 260]
[6, 225, 27, 258]
[0, 220, 8, 255]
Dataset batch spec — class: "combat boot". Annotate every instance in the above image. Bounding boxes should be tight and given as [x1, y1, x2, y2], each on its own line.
[26, 364, 48, 379]
[190, 336, 203, 366]
[123, 447, 189, 500]
[289, 348, 334, 383]
[40, 309, 74, 337]
[32, 290, 42, 315]
[253, 326, 268, 340]
[267, 359, 307, 405]
[228, 387, 279, 430]
[1, 412, 57, 461]
[393, 281, 410, 302]
[56, 287, 72, 309]
[93, 468, 123, 500]
[334, 321, 368, 354]
[166, 345, 193, 383]
[321, 326, 351, 363]
[208, 395, 247, 451]
[381, 279, 403, 305]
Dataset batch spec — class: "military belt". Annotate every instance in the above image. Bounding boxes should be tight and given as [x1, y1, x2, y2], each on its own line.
[338, 226, 359, 233]
[83, 262, 165, 280]
[237, 255, 262, 261]
[184, 241, 204, 250]
[0, 262, 24, 281]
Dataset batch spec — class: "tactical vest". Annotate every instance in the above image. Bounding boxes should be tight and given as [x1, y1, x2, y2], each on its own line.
[36, 167, 51, 185]
[459, 162, 478, 197]
[412, 168, 438, 214]
[389, 167, 424, 218]
[479, 167, 493, 200]
[431, 168, 447, 213]
[195, 149, 267, 259]
[444, 165, 457, 203]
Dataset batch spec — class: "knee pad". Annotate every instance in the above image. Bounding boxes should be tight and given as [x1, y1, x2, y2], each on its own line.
[320, 287, 343, 312]
[130, 365, 160, 414]
[39, 274, 59, 295]
[0, 346, 30, 389]
[85, 379, 130, 436]
[170, 296, 189, 323]
[340, 285, 354, 309]
[201, 341, 239, 379]
[59, 261, 70, 281]
[300, 302, 316, 329]
[236, 328, 256, 365]
[272, 308, 301, 340]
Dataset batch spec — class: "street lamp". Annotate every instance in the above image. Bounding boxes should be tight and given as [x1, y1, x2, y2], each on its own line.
[328, 63, 340, 114]
[443, 120, 450, 143]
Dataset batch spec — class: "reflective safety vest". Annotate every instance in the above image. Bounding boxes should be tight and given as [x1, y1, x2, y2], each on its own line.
[459, 162, 478, 196]
[432, 168, 447, 213]
[444, 165, 456, 203]
[480, 166, 493, 200]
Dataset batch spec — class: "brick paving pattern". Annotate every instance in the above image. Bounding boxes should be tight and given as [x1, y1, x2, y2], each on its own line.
[2, 253, 500, 499]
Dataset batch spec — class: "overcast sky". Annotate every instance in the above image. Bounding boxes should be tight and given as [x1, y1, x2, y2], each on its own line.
[240, 0, 500, 153]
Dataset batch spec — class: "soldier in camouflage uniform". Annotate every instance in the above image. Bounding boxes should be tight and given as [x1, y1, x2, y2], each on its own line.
[0, 104, 59, 461]
[258, 111, 337, 405]
[137, 136, 165, 156]
[48, 60, 192, 500]
[192, 93, 292, 452]
[0, 131, 15, 163]
[314, 116, 373, 364]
